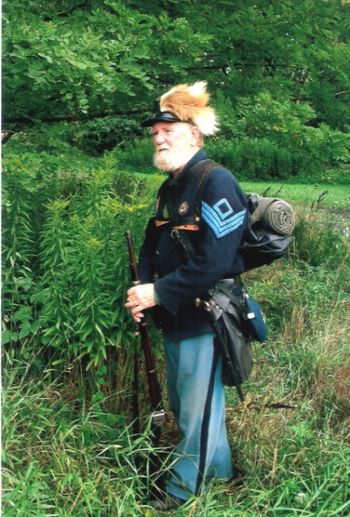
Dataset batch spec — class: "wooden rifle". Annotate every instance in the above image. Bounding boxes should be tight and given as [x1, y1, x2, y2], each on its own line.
[125, 231, 165, 440]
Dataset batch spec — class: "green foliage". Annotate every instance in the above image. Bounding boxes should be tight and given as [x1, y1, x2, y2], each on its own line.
[2, 156, 39, 350]
[293, 214, 350, 268]
[3, 0, 350, 173]
[2, 361, 164, 516]
[3, 0, 210, 123]
[207, 92, 350, 179]
[206, 138, 296, 179]
[2, 148, 159, 378]
[237, 92, 317, 139]
[4, 1, 153, 120]
[65, 117, 144, 155]
[114, 138, 154, 171]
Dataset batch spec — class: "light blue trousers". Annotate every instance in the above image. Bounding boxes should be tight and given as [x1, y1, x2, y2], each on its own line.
[164, 332, 233, 501]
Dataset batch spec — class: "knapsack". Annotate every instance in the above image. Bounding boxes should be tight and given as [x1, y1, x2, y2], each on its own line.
[240, 192, 295, 271]
[162, 159, 295, 273]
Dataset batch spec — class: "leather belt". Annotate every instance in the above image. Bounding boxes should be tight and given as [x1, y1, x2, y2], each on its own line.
[155, 220, 200, 231]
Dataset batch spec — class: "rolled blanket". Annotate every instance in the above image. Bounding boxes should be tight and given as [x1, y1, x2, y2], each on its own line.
[250, 195, 295, 236]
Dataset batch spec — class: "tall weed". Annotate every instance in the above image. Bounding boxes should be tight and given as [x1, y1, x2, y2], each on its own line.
[2, 359, 169, 516]
[243, 209, 350, 433]
[2, 153, 160, 406]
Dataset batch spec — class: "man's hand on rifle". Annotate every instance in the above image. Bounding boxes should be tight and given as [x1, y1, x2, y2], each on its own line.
[125, 283, 158, 322]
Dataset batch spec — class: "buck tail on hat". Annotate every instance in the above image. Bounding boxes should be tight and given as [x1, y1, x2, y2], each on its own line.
[159, 81, 219, 136]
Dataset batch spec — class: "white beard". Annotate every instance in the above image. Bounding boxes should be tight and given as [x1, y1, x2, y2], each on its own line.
[153, 147, 195, 173]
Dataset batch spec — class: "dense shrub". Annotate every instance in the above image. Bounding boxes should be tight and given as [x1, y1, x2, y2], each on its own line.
[205, 138, 298, 179]
[293, 215, 350, 269]
[2, 149, 160, 384]
[203, 92, 350, 180]
[65, 116, 145, 155]
[114, 137, 154, 171]
[7, 111, 349, 182]
[113, 129, 349, 183]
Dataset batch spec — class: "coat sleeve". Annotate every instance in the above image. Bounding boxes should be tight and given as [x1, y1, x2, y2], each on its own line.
[154, 168, 248, 314]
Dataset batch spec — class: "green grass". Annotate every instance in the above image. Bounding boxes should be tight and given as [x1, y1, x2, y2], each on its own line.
[240, 182, 350, 211]
[2, 361, 154, 516]
[134, 173, 350, 210]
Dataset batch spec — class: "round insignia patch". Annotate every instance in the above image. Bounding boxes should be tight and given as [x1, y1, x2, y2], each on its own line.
[178, 202, 189, 215]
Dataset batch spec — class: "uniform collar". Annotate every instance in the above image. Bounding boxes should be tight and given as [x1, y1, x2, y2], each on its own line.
[168, 149, 208, 187]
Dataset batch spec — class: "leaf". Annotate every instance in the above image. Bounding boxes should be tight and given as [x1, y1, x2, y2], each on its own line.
[1, 330, 18, 345]
[67, 59, 90, 70]
[19, 322, 35, 339]
[38, 53, 53, 64]
[92, 391, 104, 403]
[13, 306, 32, 323]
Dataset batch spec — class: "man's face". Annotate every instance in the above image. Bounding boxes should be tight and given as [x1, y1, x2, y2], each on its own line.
[151, 122, 199, 173]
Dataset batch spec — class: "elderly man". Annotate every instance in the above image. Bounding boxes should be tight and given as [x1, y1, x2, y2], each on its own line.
[125, 81, 248, 510]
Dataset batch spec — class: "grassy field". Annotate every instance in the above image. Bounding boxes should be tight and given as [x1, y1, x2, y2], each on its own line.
[136, 172, 350, 210]
[2, 173, 350, 516]
[240, 182, 350, 211]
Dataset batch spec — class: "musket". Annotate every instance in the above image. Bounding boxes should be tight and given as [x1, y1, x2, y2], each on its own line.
[125, 231, 166, 438]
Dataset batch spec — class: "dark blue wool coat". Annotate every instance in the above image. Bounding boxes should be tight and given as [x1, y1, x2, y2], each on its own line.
[138, 149, 248, 341]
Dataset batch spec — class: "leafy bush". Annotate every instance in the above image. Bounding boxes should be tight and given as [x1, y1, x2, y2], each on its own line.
[65, 117, 145, 155]
[114, 137, 154, 171]
[2, 149, 160, 385]
[293, 212, 350, 269]
[206, 138, 297, 179]
[204, 92, 350, 180]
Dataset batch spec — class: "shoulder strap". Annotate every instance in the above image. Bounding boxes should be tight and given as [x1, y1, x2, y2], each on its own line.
[165, 159, 220, 259]
[164, 158, 219, 224]
[192, 159, 219, 217]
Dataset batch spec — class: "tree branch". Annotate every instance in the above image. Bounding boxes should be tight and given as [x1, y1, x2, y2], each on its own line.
[4, 109, 147, 125]
[1, 131, 16, 144]
[334, 90, 350, 97]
